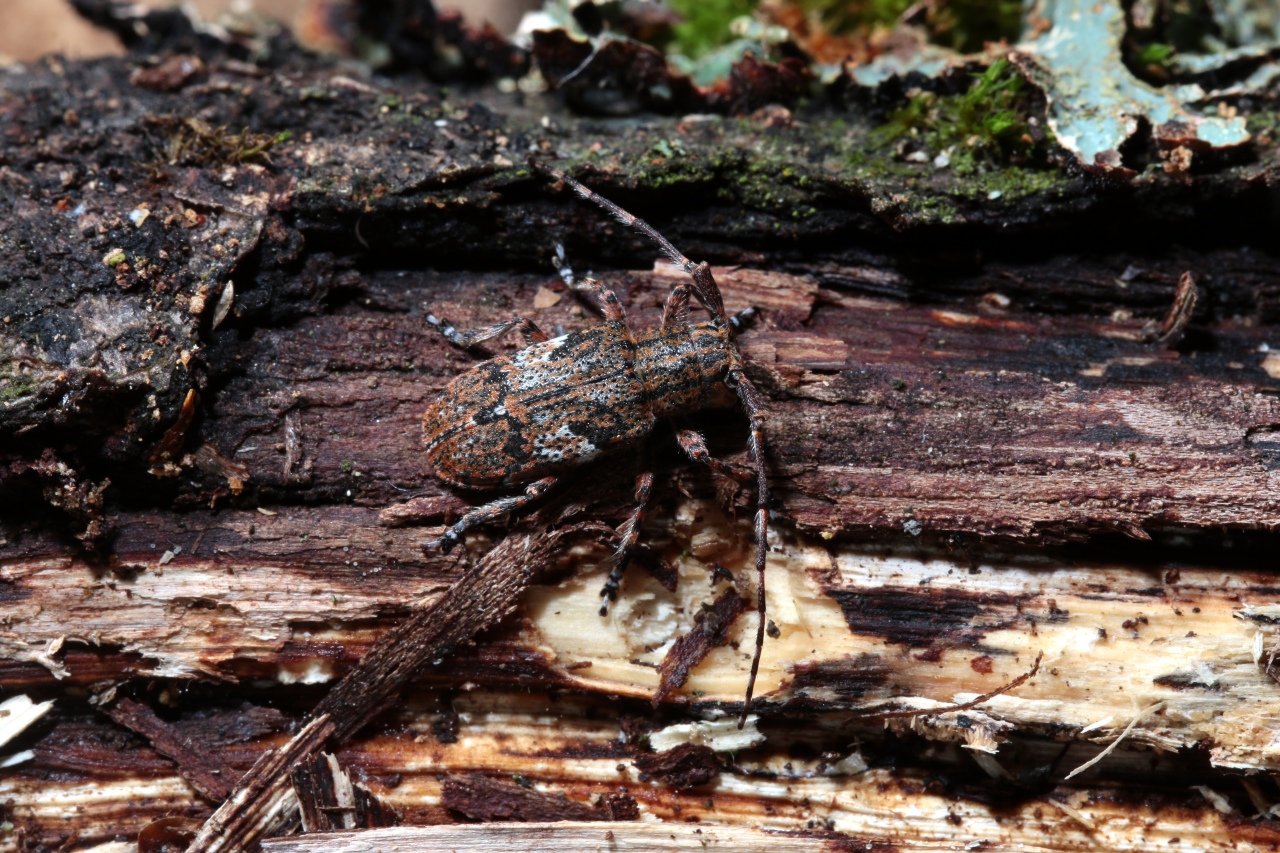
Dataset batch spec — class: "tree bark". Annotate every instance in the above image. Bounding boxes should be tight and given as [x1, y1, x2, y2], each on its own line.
[3, 25, 1280, 853]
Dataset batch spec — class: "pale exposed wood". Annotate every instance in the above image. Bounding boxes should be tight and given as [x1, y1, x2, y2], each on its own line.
[260, 823, 861, 853]
[4, 496, 1278, 773]
[16, 725, 1278, 851]
[0, 695, 52, 750]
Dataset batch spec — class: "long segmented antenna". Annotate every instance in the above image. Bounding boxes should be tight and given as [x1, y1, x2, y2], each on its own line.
[535, 161, 768, 727]
[533, 162, 727, 321]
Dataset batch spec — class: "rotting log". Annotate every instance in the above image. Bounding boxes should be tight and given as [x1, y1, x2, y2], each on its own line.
[3, 18, 1280, 853]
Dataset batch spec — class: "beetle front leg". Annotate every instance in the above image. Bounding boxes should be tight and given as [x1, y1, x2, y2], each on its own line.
[425, 476, 560, 554]
[426, 314, 549, 350]
[554, 243, 628, 324]
[599, 465, 655, 616]
[660, 284, 691, 330]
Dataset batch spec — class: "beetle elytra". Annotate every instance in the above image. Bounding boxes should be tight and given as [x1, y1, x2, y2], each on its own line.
[422, 163, 770, 720]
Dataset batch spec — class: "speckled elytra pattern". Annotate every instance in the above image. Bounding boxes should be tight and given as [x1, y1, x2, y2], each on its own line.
[421, 164, 771, 724]
[423, 322, 736, 488]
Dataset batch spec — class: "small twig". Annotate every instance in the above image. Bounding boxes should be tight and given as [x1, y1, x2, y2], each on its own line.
[1064, 701, 1165, 780]
[1141, 270, 1198, 345]
[102, 697, 236, 801]
[853, 651, 1043, 722]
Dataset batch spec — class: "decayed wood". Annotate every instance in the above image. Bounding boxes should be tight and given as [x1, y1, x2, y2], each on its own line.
[6, 496, 1278, 769]
[7, 268, 1280, 770]
[5, 254, 1280, 846]
[10, 519, 1280, 850]
[10, 687, 1280, 851]
[12, 260, 1270, 547]
[440, 775, 638, 822]
[4, 23, 1280, 853]
[182, 523, 602, 853]
[291, 753, 398, 832]
[0, 695, 52, 750]
[257, 818, 1279, 853]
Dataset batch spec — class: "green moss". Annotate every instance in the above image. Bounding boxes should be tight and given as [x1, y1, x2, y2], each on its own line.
[0, 361, 36, 403]
[1136, 42, 1175, 67]
[156, 118, 292, 167]
[0, 380, 35, 402]
[235, 130, 291, 163]
[790, 0, 1019, 52]
[968, 165, 1064, 198]
[526, 101, 1074, 232]
[648, 137, 687, 160]
[793, 0, 911, 35]
[668, 0, 759, 60]
[873, 59, 1049, 175]
[1245, 109, 1280, 139]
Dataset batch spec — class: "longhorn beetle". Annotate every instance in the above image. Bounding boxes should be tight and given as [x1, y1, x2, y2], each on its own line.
[421, 163, 770, 722]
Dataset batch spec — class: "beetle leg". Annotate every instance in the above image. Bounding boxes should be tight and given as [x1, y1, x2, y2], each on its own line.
[426, 314, 549, 349]
[425, 476, 560, 554]
[571, 277, 628, 323]
[675, 428, 753, 482]
[660, 284, 691, 331]
[554, 242, 628, 324]
[553, 242, 578, 288]
[599, 466, 655, 616]
[730, 369, 770, 727]
[537, 163, 728, 322]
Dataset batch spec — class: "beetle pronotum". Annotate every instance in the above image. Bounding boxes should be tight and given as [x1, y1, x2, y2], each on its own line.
[421, 163, 770, 720]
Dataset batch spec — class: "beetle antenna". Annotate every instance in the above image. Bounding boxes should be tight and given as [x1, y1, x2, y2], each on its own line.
[533, 161, 727, 321]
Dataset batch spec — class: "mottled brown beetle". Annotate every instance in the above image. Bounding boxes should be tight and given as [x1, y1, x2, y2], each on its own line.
[422, 164, 770, 719]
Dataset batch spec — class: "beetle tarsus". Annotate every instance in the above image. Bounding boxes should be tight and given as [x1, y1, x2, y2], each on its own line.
[424, 529, 459, 554]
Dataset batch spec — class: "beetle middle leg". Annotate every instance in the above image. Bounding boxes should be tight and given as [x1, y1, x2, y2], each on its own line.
[675, 427, 754, 483]
[426, 314, 550, 350]
[426, 476, 560, 554]
[599, 461, 655, 616]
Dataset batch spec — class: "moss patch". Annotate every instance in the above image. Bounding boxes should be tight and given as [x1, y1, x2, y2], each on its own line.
[872, 59, 1051, 176]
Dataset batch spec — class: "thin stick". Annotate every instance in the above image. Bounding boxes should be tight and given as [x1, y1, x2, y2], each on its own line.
[1064, 700, 1165, 780]
[855, 651, 1044, 722]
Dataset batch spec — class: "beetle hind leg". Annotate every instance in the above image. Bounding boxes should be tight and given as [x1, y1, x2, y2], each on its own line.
[599, 466, 655, 616]
[425, 476, 560, 554]
[426, 313, 549, 349]
[731, 369, 771, 727]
